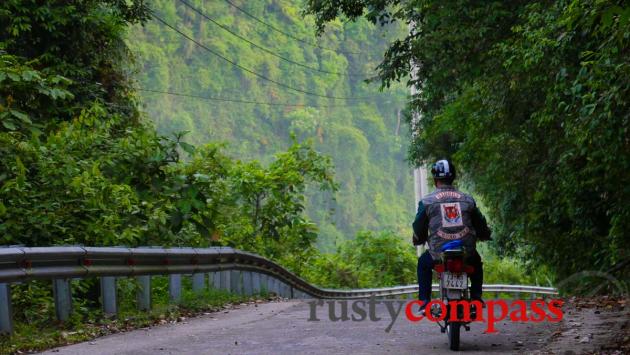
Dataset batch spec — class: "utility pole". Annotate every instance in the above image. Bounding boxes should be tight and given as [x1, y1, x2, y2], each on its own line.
[409, 22, 429, 256]
[411, 81, 429, 208]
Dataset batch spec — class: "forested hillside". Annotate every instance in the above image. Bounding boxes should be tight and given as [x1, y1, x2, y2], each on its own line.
[127, 0, 413, 249]
[306, 0, 630, 290]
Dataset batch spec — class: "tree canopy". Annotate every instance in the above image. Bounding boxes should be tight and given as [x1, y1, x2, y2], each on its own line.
[128, 0, 416, 250]
[0, 0, 341, 275]
[305, 0, 630, 287]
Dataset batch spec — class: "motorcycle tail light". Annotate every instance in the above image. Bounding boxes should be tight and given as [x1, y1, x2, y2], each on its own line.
[446, 258, 463, 273]
[434, 264, 445, 273]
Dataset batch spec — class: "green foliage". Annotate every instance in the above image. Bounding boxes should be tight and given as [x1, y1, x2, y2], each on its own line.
[0, 54, 74, 132]
[477, 244, 553, 287]
[306, 0, 630, 289]
[1, 106, 176, 246]
[304, 230, 417, 288]
[224, 142, 338, 262]
[0, 0, 151, 123]
[128, 0, 414, 249]
[0, 105, 337, 271]
[0, 1, 339, 273]
[305, 231, 547, 290]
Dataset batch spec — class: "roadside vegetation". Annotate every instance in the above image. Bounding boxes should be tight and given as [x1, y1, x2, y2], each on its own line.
[306, 0, 630, 293]
[0, 0, 587, 352]
[129, 0, 414, 249]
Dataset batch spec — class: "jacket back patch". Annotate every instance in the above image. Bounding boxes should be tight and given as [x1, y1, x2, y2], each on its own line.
[441, 202, 463, 227]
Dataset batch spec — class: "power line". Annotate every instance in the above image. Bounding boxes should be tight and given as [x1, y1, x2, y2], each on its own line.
[152, 13, 374, 101]
[179, 0, 364, 77]
[139, 88, 374, 108]
[138, 64, 400, 105]
[221, 0, 362, 55]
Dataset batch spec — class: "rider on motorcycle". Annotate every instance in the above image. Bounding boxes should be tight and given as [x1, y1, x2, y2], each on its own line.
[412, 159, 492, 307]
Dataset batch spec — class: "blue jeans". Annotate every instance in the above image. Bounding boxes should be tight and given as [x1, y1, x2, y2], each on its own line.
[417, 250, 483, 302]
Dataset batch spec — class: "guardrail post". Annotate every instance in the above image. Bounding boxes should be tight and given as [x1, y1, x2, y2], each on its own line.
[252, 272, 261, 294]
[282, 283, 289, 298]
[209, 272, 220, 289]
[137, 275, 151, 311]
[53, 278, 72, 321]
[169, 274, 182, 303]
[267, 275, 274, 294]
[268, 277, 275, 296]
[236, 270, 243, 295]
[220, 270, 230, 291]
[230, 270, 242, 295]
[192, 273, 205, 293]
[100, 277, 117, 316]
[273, 278, 280, 297]
[260, 274, 268, 294]
[280, 282, 286, 298]
[0, 283, 12, 334]
[243, 271, 253, 296]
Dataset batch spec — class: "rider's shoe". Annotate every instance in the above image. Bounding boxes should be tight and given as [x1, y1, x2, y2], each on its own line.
[416, 299, 430, 317]
[470, 297, 485, 317]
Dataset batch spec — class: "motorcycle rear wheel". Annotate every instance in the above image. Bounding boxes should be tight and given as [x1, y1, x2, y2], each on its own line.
[447, 322, 461, 351]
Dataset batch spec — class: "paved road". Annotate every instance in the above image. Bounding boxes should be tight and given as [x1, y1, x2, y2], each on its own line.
[41, 300, 557, 354]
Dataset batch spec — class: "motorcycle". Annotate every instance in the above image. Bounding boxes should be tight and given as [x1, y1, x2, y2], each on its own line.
[430, 240, 476, 351]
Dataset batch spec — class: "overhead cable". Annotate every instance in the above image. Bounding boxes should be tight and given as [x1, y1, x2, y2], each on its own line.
[152, 13, 374, 101]
[221, 0, 362, 55]
[179, 0, 363, 77]
[139, 88, 372, 107]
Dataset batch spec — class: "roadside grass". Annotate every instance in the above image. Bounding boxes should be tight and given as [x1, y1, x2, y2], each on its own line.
[0, 276, 270, 354]
[478, 244, 554, 287]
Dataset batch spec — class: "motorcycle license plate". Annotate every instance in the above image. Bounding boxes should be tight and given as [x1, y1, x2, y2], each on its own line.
[443, 272, 467, 289]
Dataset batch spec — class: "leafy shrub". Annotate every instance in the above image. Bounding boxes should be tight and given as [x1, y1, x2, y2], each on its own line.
[305, 230, 417, 288]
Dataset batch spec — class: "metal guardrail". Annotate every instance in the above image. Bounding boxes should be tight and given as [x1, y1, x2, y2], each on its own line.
[0, 246, 558, 334]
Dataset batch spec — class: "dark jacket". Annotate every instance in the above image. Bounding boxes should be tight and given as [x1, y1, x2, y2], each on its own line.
[412, 185, 491, 258]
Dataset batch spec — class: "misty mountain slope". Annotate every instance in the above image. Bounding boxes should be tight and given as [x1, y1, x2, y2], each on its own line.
[127, 0, 413, 249]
